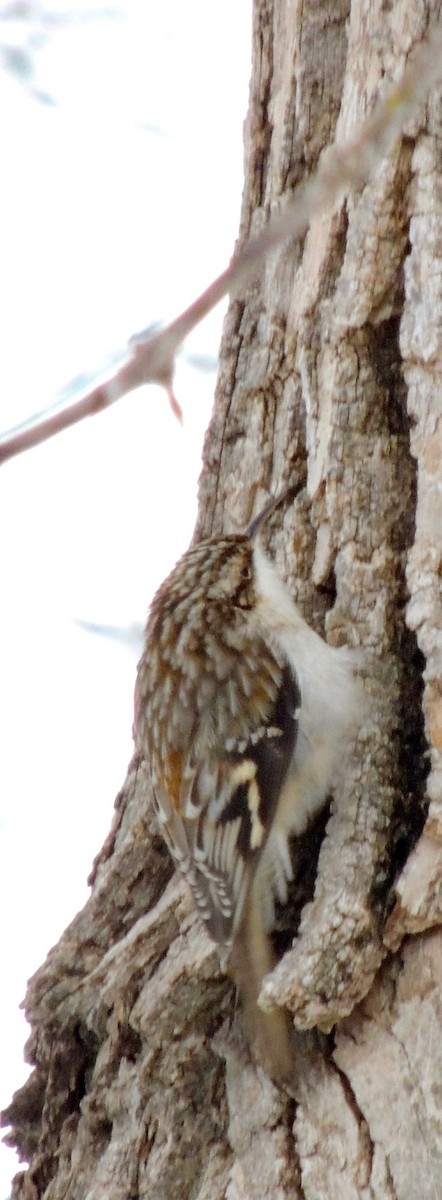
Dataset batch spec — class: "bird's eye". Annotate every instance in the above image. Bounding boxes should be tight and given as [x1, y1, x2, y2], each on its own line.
[241, 564, 252, 581]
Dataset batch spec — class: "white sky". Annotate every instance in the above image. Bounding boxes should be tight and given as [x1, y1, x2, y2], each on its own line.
[0, 4, 250, 1193]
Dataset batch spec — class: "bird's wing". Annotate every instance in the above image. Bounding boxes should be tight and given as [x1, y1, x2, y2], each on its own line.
[153, 661, 300, 947]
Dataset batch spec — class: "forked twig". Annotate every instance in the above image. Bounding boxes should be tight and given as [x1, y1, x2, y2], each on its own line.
[2, 21, 442, 466]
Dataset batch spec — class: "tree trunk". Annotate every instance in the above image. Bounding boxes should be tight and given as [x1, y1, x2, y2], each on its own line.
[3, 2, 442, 1197]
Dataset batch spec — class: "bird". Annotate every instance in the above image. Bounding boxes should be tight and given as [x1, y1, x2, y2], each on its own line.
[134, 492, 362, 1085]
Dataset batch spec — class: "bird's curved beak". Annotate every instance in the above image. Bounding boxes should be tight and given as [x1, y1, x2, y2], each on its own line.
[246, 485, 301, 540]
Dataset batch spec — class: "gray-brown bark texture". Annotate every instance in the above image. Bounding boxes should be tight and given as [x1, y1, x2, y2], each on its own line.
[3, 1, 442, 1197]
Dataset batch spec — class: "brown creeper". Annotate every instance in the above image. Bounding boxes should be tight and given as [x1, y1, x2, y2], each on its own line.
[135, 497, 361, 1085]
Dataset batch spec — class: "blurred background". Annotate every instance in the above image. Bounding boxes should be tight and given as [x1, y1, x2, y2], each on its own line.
[0, 2, 250, 1191]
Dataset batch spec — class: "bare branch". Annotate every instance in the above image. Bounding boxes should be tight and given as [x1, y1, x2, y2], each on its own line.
[2, 19, 442, 466]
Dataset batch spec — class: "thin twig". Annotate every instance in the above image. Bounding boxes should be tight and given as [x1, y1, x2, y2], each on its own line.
[2, 21, 442, 466]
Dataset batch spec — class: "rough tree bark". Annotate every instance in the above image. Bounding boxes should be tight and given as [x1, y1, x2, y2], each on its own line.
[3, 1, 442, 1197]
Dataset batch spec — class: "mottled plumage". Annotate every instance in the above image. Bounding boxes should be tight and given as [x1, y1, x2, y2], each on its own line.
[136, 535, 300, 945]
[135, 505, 362, 1084]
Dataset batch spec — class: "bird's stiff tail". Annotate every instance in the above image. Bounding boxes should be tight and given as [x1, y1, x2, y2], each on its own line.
[230, 884, 296, 1090]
